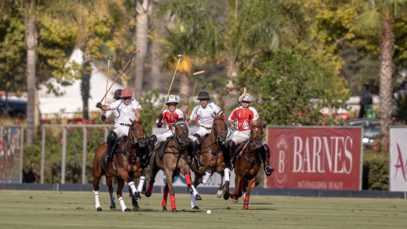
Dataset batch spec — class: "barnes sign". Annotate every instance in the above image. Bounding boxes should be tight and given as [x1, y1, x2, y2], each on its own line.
[266, 127, 363, 190]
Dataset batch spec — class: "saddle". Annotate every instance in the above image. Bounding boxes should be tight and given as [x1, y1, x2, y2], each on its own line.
[157, 137, 173, 160]
[232, 141, 251, 165]
[112, 136, 128, 154]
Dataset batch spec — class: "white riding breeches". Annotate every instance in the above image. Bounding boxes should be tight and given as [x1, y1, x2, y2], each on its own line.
[226, 130, 250, 145]
[113, 125, 130, 138]
[156, 130, 174, 142]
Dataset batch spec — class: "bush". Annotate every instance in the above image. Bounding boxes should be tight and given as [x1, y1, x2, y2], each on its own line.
[362, 150, 389, 190]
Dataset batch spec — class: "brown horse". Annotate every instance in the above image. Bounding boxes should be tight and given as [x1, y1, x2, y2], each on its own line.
[190, 112, 230, 200]
[230, 120, 268, 210]
[92, 120, 147, 212]
[145, 120, 201, 212]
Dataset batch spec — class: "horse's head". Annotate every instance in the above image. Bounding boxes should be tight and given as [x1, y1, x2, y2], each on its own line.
[249, 119, 265, 147]
[172, 120, 190, 146]
[212, 111, 227, 144]
[128, 120, 147, 148]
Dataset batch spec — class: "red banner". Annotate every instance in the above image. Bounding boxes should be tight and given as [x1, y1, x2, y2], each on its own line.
[266, 127, 363, 190]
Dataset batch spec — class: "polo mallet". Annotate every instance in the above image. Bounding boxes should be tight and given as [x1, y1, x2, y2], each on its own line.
[187, 70, 205, 116]
[161, 54, 183, 111]
[104, 56, 112, 104]
[98, 50, 139, 104]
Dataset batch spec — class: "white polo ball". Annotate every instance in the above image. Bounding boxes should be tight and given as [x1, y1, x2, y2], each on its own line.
[206, 209, 212, 214]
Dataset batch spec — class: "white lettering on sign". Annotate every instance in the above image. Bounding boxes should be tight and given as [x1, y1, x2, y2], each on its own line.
[293, 136, 353, 174]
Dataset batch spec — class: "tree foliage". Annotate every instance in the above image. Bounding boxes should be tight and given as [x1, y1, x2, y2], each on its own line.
[242, 50, 349, 125]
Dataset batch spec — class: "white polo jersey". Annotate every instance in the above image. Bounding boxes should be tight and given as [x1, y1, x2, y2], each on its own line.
[109, 99, 142, 128]
[189, 102, 221, 129]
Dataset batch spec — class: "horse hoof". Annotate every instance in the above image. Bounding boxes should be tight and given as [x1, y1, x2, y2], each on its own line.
[132, 206, 140, 211]
[96, 207, 103, 212]
[192, 206, 199, 210]
[162, 207, 167, 211]
[171, 208, 177, 212]
[145, 192, 152, 197]
[195, 194, 202, 201]
[223, 192, 230, 200]
[216, 190, 223, 198]
[124, 208, 131, 212]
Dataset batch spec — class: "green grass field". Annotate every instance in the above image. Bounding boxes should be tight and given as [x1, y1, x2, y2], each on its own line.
[0, 190, 406, 229]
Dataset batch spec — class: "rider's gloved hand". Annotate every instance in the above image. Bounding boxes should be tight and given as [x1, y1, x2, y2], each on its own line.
[96, 102, 102, 109]
[156, 112, 163, 128]
[101, 115, 106, 122]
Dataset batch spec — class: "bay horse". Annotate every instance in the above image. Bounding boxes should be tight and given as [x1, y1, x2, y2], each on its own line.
[92, 120, 147, 212]
[190, 112, 230, 201]
[145, 120, 201, 212]
[230, 120, 268, 210]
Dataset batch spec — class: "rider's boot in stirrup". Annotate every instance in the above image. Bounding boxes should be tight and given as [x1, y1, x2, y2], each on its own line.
[260, 144, 274, 176]
[193, 140, 204, 169]
[104, 131, 117, 167]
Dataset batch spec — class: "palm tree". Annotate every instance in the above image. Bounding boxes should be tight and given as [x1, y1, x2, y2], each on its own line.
[25, 0, 38, 144]
[134, 0, 152, 98]
[356, 0, 407, 150]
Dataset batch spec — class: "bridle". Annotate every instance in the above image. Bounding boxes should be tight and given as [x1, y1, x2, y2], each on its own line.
[212, 116, 227, 145]
[249, 124, 264, 148]
[128, 121, 147, 150]
[171, 121, 189, 147]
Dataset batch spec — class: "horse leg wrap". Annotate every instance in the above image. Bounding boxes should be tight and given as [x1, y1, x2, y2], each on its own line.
[170, 194, 176, 211]
[243, 195, 250, 209]
[184, 173, 192, 186]
[118, 197, 127, 212]
[224, 168, 231, 182]
[190, 193, 197, 208]
[202, 171, 211, 184]
[128, 181, 138, 196]
[137, 176, 145, 193]
[93, 190, 101, 209]
[161, 186, 169, 207]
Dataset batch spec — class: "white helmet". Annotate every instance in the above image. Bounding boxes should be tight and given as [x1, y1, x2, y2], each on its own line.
[239, 93, 252, 102]
[166, 95, 180, 104]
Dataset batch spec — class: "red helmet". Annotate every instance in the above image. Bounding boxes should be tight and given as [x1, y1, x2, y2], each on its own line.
[120, 88, 133, 98]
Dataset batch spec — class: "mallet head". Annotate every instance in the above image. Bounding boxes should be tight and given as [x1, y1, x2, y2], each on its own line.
[193, 70, 205, 76]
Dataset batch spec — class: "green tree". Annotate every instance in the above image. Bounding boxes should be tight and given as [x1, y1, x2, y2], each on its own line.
[355, 0, 407, 149]
[1, 0, 78, 143]
[243, 50, 349, 125]
[157, 0, 289, 110]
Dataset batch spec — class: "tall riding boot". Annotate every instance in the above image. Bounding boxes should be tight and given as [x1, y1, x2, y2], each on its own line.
[193, 140, 204, 169]
[104, 131, 117, 167]
[143, 135, 157, 168]
[261, 144, 273, 176]
[228, 140, 236, 168]
[148, 135, 157, 153]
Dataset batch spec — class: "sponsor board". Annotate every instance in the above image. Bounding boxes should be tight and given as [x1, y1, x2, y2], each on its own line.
[266, 127, 363, 190]
[389, 127, 407, 192]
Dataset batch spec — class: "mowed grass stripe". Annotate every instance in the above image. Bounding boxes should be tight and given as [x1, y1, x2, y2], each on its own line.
[0, 190, 406, 229]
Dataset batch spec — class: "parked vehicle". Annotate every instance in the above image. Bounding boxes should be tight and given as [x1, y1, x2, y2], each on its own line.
[0, 98, 27, 118]
[348, 118, 380, 148]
